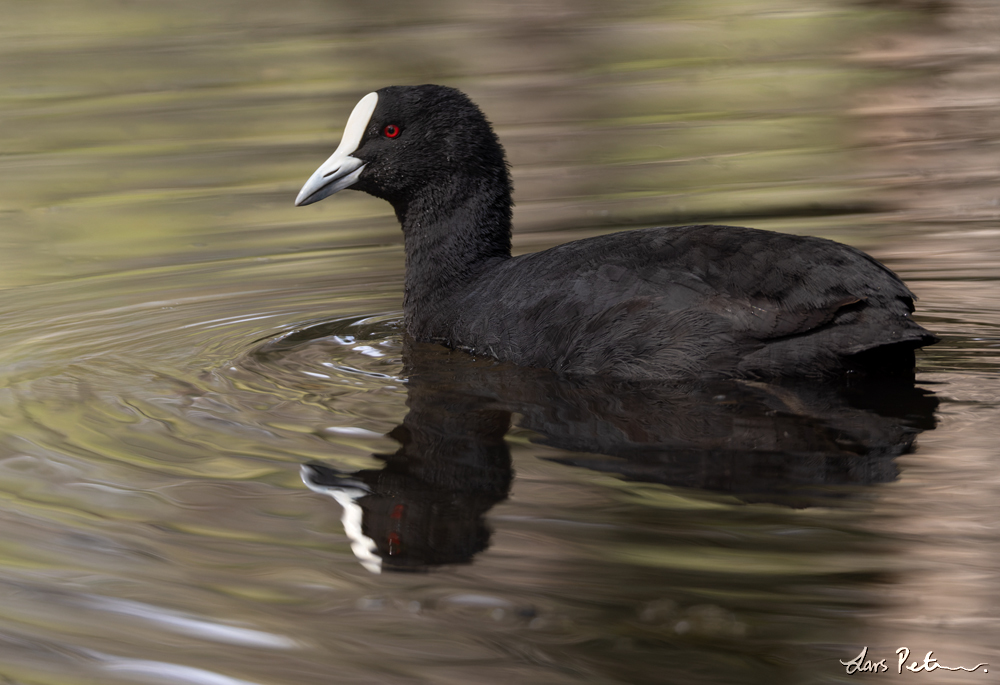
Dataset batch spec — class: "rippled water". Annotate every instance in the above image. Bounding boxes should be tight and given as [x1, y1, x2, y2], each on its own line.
[2, 0, 1000, 683]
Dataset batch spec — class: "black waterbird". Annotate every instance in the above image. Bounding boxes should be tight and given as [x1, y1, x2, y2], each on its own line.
[295, 85, 937, 380]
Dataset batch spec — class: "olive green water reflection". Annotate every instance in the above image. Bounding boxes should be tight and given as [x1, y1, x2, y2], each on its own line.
[2, 0, 1000, 683]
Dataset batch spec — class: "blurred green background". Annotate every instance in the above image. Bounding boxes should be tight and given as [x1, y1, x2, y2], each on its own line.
[5, 0, 987, 288]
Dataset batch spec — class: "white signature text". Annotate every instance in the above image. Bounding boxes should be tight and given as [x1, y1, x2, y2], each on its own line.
[840, 646, 988, 675]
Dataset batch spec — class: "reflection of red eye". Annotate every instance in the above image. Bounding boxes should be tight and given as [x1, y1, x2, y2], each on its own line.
[384, 124, 401, 138]
[387, 531, 401, 555]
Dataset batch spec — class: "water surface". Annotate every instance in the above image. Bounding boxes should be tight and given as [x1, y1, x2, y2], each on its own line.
[1, 1, 999, 683]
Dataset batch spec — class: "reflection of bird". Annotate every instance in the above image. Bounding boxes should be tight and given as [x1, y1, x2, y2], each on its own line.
[300, 381, 513, 573]
[291, 336, 937, 572]
[296, 84, 937, 380]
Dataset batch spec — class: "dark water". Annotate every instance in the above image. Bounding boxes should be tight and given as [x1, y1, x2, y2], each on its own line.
[2, 1, 999, 683]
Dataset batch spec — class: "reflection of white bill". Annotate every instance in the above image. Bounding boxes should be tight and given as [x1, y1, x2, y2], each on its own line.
[840, 646, 988, 675]
[300, 465, 382, 575]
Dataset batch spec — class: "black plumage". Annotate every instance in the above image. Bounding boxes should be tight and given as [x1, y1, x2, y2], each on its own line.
[296, 84, 937, 380]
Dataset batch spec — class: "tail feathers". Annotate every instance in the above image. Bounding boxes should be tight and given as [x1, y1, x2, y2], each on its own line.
[844, 327, 938, 378]
[739, 319, 937, 380]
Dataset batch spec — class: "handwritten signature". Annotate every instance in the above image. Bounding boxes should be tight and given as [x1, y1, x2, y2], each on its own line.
[841, 646, 988, 675]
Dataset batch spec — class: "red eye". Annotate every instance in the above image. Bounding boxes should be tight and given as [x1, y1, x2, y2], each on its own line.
[383, 124, 401, 138]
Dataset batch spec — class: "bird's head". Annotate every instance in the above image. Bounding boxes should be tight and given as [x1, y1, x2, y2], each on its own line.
[295, 85, 510, 212]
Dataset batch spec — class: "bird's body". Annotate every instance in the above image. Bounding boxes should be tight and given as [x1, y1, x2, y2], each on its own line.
[296, 85, 936, 380]
[409, 224, 930, 380]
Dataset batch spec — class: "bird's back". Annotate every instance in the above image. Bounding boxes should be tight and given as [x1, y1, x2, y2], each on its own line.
[435, 225, 936, 380]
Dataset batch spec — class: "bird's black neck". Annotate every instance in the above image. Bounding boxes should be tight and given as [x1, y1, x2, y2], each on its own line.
[396, 179, 512, 339]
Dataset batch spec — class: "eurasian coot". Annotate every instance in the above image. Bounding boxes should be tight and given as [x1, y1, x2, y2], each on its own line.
[295, 85, 937, 380]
